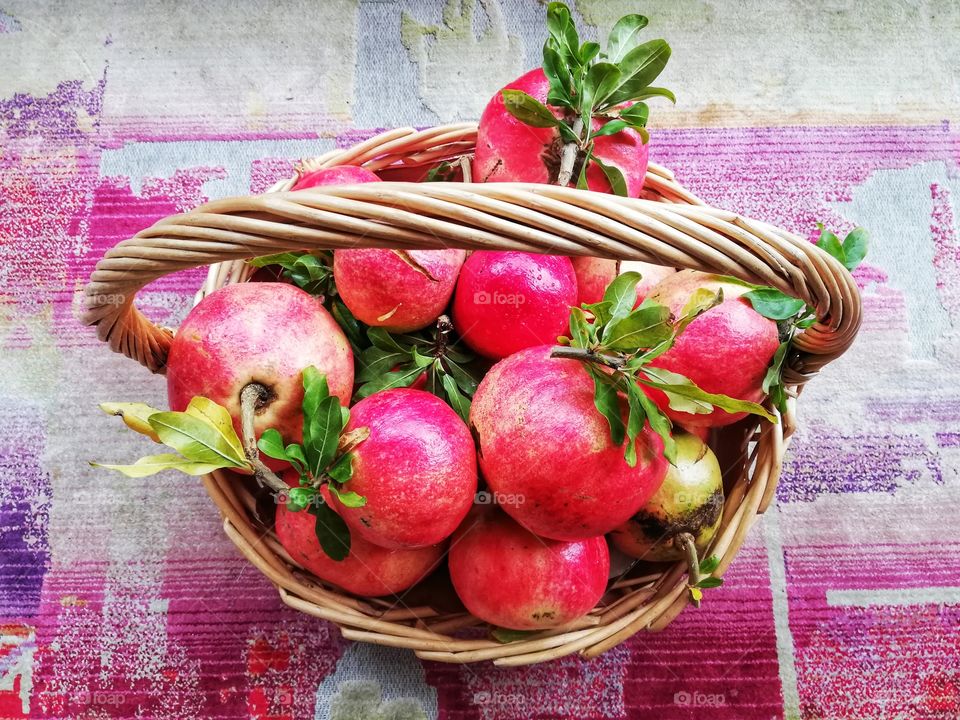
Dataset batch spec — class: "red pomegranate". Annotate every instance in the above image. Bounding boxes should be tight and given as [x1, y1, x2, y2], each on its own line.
[469, 345, 668, 541]
[643, 270, 780, 427]
[449, 509, 609, 630]
[275, 503, 443, 596]
[474, 69, 649, 196]
[329, 388, 477, 549]
[452, 251, 577, 360]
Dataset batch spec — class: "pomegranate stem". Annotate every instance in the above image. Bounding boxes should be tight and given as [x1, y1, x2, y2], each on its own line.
[550, 344, 626, 369]
[556, 117, 585, 187]
[239, 382, 289, 496]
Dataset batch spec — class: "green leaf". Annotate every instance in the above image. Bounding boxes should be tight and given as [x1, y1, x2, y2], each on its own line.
[286, 486, 315, 512]
[591, 369, 625, 446]
[696, 576, 724, 589]
[816, 226, 845, 265]
[443, 360, 479, 396]
[762, 342, 789, 394]
[442, 374, 471, 423]
[285, 443, 308, 473]
[368, 327, 409, 353]
[248, 251, 304, 268]
[424, 161, 456, 182]
[542, 45, 573, 106]
[583, 299, 613, 326]
[148, 412, 248, 468]
[312, 501, 351, 561]
[640, 367, 777, 423]
[743, 288, 808, 320]
[302, 366, 331, 421]
[591, 155, 629, 197]
[184, 396, 246, 462]
[327, 452, 355, 484]
[591, 120, 629, 138]
[582, 62, 622, 116]
[303, 397, 344, 478]
[579, 41, 600, 66]
[699, 555, 721, 574]
[332, 300, 366, 353]
[602, 304, 672, 351]
[841, 227, 868, 270]
[605, 40, 672, 107]
[623, 383, 646, 467]
[411, 346, 434, 369]
[491, 628, 536, 643]
[257, 428, 289, 462]
[603, 271, 642, 320]
[568, 307, 592, 348]
[619, 102, 649, 126]
[328, 485, 367, 508]
[575, 158, 590, 190]
[355, 363, 424, 399]
[358, 347, 408, 382]
[606, 14, 649, 63]
[545, 2, 580, 66]
[99, 401, 162, 442]
[631, 383, 677, 464]
[502, 90, 560, 128]
[90, 454, 225, 478]
[628, 86, 676, 104]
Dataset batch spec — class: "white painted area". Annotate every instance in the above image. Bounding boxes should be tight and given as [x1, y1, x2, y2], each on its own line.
[764, 508, 802, 720]
[827, 587, 960, 607]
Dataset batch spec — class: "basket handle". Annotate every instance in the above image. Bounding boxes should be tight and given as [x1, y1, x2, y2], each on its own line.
[83, 181, 860, 385]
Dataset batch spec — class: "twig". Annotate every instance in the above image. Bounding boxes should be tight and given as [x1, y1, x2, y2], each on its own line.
[556, 117, 584, 187]
[433, 314, 454, 358]
[550, 345, 626, 369]
[677, 532, 700, 587]
[239, 383, 290, 496]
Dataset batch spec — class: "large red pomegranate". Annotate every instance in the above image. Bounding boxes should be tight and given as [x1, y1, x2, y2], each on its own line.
[571, 257, 676, 306]
[474, 69, 649, 196]
[643, 270, 780, 427]
[469, 345, 668, 541]
[451, 251, 577, 360]
[333, 248, 466, 332]
[329, 388, 477, 549]
[166, 283, 353, 446]
[275, 503, 443, 596]
[449, 509, 609, 630]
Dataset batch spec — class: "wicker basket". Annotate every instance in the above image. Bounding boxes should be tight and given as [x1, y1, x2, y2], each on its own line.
[83, 123, 861, 666]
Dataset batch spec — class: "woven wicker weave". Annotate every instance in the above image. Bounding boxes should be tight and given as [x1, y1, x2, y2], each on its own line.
[83, 123, 861, 665]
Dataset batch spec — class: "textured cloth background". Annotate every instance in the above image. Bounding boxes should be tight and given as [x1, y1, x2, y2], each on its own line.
[2, 1, 959, 718]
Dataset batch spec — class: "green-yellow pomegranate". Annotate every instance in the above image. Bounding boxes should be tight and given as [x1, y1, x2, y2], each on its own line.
[610, 431, 723, 562]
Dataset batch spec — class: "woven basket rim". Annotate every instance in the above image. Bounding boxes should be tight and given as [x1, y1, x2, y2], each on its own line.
[82, 122, 861, 665]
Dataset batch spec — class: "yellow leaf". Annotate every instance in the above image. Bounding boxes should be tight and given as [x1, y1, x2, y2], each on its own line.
[90, 454, 224, 478]
[184, 396, 246, 461]
[99, 402, 163, 442]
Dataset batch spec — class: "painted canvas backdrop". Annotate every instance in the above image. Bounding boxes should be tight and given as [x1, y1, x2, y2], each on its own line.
[1, 1, 958, 718]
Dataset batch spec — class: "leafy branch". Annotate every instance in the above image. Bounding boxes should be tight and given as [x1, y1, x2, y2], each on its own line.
[687, 553, 724, 607]
[502, 2, 674, 195]
[354, 315, 481, 423]
[248, 251, 336, 298]
[554, 272, 776, 466]
[737, 225, 869, 413]
[92, 367, 367, 562]
[256, 367, 368, 561]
